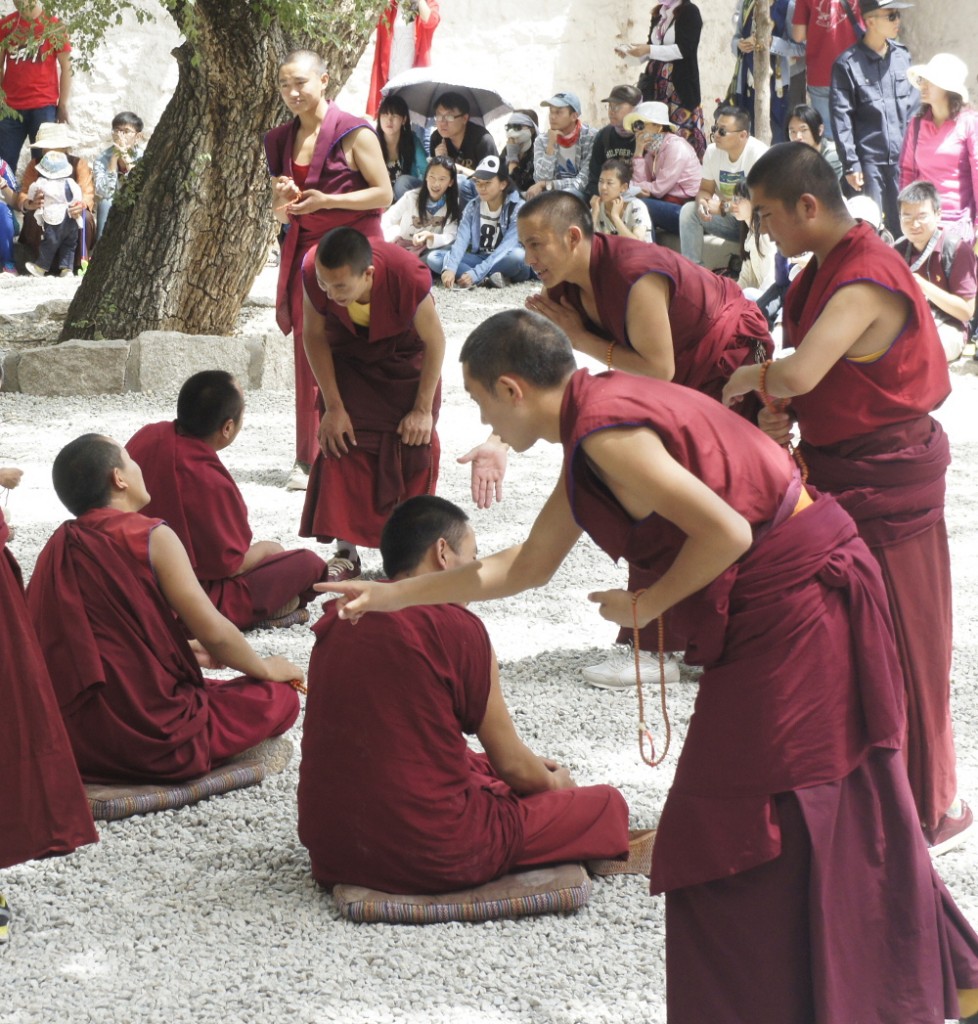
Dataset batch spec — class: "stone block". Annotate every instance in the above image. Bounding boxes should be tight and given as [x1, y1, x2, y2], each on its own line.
[248, 331, 294, 391]
[17, 339, 130, 396]
[132, 331, 252, 392]
[0, 349, 19, 392]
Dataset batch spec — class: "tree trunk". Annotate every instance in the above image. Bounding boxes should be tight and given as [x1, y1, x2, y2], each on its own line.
[753, 2, 773, 146]
[62, 0, 379, 341]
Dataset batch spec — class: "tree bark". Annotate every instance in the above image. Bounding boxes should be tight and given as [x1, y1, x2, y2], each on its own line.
[753, 2, 773, 145]
[62, 0, 379, 340]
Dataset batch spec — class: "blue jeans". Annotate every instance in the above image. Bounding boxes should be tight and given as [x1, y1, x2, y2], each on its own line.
[426, 245, 533, 283]
[639, 197, 683, 237]
[0, 105, 57, 170]
[807, 86, 833, 140]
[678, 202, 740, 265]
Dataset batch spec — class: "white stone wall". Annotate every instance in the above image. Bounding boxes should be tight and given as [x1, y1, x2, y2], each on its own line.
[3, 1, 974, 166]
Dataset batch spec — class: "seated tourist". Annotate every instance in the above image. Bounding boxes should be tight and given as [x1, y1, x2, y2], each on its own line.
[584, 85, 644, 200]
[892, 180, 976, 363]
[26, 434, 303, 784]
[381, 155, 461, 264]
[126, 370, 329, 630]
[428, 91, 498, 202]
[298, 495, 631, 894]
[527, 91, 596, 201]
[624, 101, 702, 237]
[426, 156, 534, 288]
[503, 110, 538, 197]
[591, 159, 653, 242]
[729, 179, 775, 300]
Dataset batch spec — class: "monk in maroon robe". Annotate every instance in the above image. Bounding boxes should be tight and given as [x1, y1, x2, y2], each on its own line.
[725, 143, 966, 851]
[298, 228, 445, 577]
[326, 309, 978, 1021]
[517, 189, 774, 684]
[1, 479, 97, 873]
[265, 49, 392, 483]
[127, 371, 327, 630]
[299, 495, 632, 894]
[27, 435, 303, 784]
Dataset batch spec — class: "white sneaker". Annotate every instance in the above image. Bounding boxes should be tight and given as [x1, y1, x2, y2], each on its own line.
[582, 648, 681, 690]
[285, 461, 310, 491]
[25, 262, 48, 277]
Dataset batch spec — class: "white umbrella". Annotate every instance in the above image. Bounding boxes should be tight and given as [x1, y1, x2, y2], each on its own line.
[380, 65, 514, 124]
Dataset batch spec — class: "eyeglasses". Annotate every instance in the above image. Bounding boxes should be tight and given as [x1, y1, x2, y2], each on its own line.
[711, 125, 745, 137]
[505, 123, 528, 131]
[433, 113, 462, 123]
[112, 128, 138, 136]
[607, 102, 627, 111]
[899, 210, 935, 225]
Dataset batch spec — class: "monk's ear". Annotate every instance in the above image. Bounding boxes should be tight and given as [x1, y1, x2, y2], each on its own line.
[434, 537, 451, 569]
[496, 374, 525, 403]
[798, 193, 819, 220]
[110, 465, 127, 493]
[220, 417, 236, 440]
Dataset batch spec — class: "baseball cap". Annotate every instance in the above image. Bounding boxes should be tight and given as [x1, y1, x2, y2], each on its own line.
[473, 155, 502, 180]
[541, 92, 582, 114]
[601, 85, 642, 106]
[859, 0, 913, 13]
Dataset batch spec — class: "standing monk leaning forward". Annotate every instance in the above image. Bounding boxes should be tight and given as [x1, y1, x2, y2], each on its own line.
[519, 189, 772, 688]
[27, 435, 303, 784]
[265, 49, 392, 489]
[723, 142, 968, 853]
[325, 309, 978, 1022]
[298, 227, 444, 578]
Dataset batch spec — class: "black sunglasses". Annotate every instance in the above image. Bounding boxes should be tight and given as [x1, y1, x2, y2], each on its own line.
[871, 9, 902, 19]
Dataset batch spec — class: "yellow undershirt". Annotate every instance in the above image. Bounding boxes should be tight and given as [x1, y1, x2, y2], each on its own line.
[348, 300, 370, 327]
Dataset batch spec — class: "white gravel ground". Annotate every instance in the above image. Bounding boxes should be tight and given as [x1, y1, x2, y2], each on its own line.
[2, 269, 978, 1024]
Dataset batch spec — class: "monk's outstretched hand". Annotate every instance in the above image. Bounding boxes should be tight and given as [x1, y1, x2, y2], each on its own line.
[588, 588, 651, 629]
[720, 364, 759, 408]
[314, 579, 401, 623]
[457, 439, 507, 509]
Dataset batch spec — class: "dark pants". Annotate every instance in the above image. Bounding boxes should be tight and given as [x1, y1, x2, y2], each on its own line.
[847, 159, 901, 237]
[37, 217, 79, 273]
[0, 105, 57, 171]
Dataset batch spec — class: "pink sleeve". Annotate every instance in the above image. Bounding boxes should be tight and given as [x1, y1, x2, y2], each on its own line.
[632, 154, 653, 191]
[648, 139, 691, 197]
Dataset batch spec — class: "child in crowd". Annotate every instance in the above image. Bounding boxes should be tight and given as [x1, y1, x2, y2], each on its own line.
[24, 151, 82, 278]
[427, 155, 534, 288]
[729, 179, 774, 299]
[0, 157, 17, 274]
[376, 94, 427, 201]
[382, 155, 460, 262]
[94, 111, 145, 239]
[504, 110, 538, 196]
[590, 158, 653, 241]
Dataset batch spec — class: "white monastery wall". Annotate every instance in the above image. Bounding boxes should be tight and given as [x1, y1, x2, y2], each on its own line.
[1, 1, 973, 167]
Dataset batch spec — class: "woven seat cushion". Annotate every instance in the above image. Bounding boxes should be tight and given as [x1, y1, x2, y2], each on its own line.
[332, 863, 592, 924]
[84, 736, 293, 821]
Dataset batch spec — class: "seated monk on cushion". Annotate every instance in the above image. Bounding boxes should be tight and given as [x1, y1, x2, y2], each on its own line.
[127, 370, 328, 630]
[298, 495, 631, 895]
[26, 434, 304, 785]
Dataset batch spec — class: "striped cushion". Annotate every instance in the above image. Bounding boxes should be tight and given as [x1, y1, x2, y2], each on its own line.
[332, 864, 592, 924]
[84, 736, 293, 821]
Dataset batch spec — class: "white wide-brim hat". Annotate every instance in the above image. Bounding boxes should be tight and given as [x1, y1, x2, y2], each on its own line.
[907, 53, 970, 103]
[622, 102, 672, 132]
[33, 121, 78, 150]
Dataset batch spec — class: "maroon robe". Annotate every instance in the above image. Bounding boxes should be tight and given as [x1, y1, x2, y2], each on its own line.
[265, 105, 384, 466]
[299, 240, 441, 548]
[0, 508, 97, 869]
[561, 368, 978, 1021]
[550, 232, 773, 654]
[127, 421, 327, 629]
[299, 596, 628, 894]
[26, 508, 299, 784]
[785, 222, 956, 832]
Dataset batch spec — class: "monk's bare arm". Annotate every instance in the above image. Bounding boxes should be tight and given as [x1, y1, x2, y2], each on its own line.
[291, 128, 393, 216]
[150, 525, 304, 683]
[302, 292, 356, 457]
[477, 651, 576, 795]
[322, 470, 583, 616]
[234, 540, 285, 576]
[583, 427, 752, 628]
[398, 294, 445, 446]
[722, 282, 910, 406]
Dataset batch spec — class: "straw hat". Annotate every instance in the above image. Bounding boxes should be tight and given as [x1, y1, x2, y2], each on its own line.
[907, 53, 970, 103]
[32, 122, 78, 150]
